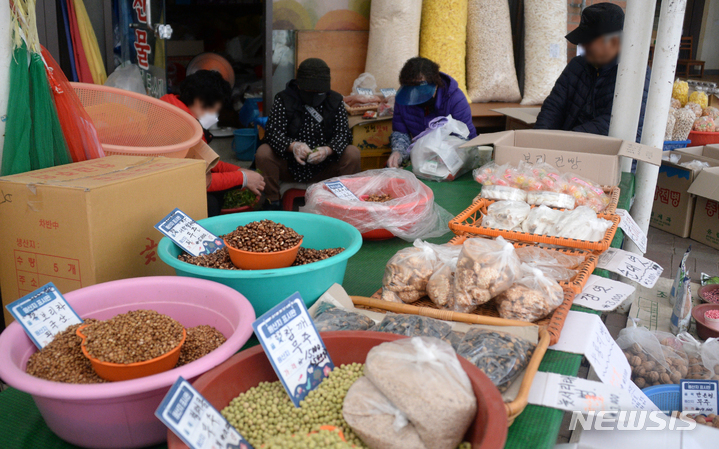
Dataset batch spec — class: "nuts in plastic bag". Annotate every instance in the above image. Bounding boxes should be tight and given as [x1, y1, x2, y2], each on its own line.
[426, 244, 463, 307]
[373, 313, 458, 349]
[365, 337, 477, 449]
[481, 200, 531, 230]
[521, 205, 563, 235]
[381, 240, 438, 303]
[495, 264, 564, 322]
[312, 302, 376, 332]
[451, 236, 522, 313]
[343, 377, 427, 449]
[456, 328, 535, 392]
[617, 325, 689, 388]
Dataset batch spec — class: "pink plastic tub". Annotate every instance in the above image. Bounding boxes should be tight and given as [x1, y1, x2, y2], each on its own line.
[0, 276, 256, 449]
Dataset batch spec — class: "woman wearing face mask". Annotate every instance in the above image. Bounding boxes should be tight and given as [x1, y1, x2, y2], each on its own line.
[257, 58, 361, 209]
[387, 57, 477, 168]
[161, 70, 265, 216]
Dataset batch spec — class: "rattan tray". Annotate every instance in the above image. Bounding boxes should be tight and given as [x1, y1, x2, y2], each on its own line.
[351, 295, 550, 425]
[344, 102, 378, 116]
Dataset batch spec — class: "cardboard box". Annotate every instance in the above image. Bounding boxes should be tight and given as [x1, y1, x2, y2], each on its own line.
[349, 117, 393, 151]
[689, 166, 719, 250]
[650, 146, 719, 237]
[0, 156, 207, 324]
[492, 107, 541, 130]
[461, 130, 662, 186]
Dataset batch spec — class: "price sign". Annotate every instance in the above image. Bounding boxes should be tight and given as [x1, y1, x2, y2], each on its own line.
[573, 275, 636, 311]
[681, 380, 719, 415]
[528, 372, 634, 413]
[155, 208, 225, 257]
[324, 181, 360, 201]
[380, 88, 397, 98]
[156, 377, 253, 449]
[253, 293, 334, 407]
[616, 209, 648, 254]
[356, 87, 373, 96]
[6, 282, 83, 349]
[596, 248, 663, 288]
[626, 381, 660, 411]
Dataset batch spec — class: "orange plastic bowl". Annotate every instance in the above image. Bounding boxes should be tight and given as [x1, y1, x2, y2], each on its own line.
[76, 325, 187, 382]
[689, 130, 719, 146]
[224, 238, 303, 270]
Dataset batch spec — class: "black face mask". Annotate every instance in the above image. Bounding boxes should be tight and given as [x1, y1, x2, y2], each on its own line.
[299, 90, 327, 107]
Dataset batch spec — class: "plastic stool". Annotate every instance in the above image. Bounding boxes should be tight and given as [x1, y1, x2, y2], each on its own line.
[282, 188, 306, 211]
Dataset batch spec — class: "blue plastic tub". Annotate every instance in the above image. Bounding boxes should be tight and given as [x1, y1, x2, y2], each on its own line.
[232, 128, 257, 161]
[158, 212, 363, 317]
[643, 384, 681, 412]
[663, 140, 691, 151]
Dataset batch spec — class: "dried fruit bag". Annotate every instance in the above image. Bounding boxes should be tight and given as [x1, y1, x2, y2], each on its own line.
[381, 240, 439, 303]
[495, 264, 564, 322]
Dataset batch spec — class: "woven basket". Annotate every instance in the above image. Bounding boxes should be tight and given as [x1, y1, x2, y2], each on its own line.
[475, 186, 620, 215]
[344, 102, 379, 116]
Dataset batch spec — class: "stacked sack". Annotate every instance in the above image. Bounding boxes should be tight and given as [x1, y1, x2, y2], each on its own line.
[668, 81, 719, 139]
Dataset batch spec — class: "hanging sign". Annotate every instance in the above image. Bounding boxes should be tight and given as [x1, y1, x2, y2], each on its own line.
[681, 380, 719, 415]
[573, 275, 636, 311]
[616, 209, 648, 254]
[528, 372, 635, 413]
[155, 208, 224, 257]
[596, 248, 663, 288]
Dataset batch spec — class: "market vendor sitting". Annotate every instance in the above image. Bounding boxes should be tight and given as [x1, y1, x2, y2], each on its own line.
[161, 70, 265, 216]
[534, 2, 649, 141]
[387, 57, 477, 168]
[257, 58, 361, 209]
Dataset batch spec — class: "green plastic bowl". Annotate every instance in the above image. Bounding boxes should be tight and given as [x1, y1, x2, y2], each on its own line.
[158, 212, 363, 317]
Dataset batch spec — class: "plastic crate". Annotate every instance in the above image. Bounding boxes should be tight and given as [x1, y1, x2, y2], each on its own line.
[663, 140, 691, 151]
[643, 384, 680, 412]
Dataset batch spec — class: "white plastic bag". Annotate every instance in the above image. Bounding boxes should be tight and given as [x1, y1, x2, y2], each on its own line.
[105, 63, 146, 95]
[410, 115, 476, 182]
[301, 169, 452, 241]
[495, 264, 564, 322]
[353, 72, 378, 95]
[365, 337, 477, 449]
[381, 240, 439, 304]
[549, 206, 612, 241]
[515, 246, 582, 281]
[481, 200, 531, 230]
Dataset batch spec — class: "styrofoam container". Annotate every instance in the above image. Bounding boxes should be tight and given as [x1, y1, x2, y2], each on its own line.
[0, 277, 256, 449]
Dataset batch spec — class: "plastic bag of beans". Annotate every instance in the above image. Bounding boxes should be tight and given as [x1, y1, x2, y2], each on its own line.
[365, 337, 477, 449]
[343, 377, 427, 449]
[312, 302, 375, 332]
[495, 263, 564, 322]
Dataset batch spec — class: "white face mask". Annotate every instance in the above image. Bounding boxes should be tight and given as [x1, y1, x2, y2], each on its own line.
[198, 113, 219, 129]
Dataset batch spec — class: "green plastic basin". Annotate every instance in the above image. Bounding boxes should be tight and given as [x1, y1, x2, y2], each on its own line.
[158, 211, 363, 317]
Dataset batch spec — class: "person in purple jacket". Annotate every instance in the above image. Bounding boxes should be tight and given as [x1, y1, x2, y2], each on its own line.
[387, 57, 477, 168]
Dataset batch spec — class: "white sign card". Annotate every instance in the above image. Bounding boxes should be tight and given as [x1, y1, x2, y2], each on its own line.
[616, 209, 648, 254]
[380, 88, 397, 98]
[528, 372, 634, 413]
[6, 282, 83, 349]
[681, 380, 719, 415]
[252, 293, 334, 407]
[155, 208, 225, 257]
[596, 248, 663, 288]
[356, 87, 373, 96]
[324, 181, 360, 201]
[573, 275, 636, 311]
[156, 377, 253, 449]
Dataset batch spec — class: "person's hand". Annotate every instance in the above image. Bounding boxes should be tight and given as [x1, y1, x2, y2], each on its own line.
[307, 146, 332, 164]
[242, 169, 265, 196]
[291, 142, 312, 165]
[387, 151, 403, 168]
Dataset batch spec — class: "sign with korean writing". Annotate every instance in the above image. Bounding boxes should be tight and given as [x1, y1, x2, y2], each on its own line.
[681, 380, 719, 415]
[324, 181, 360, 201]
[573, 275, 636, 311]
[156, 377, 253, 449]
[356, 87, 373, 96]
[252, 293, 334, 407]
[528, 372, 634, 413]
[119, 0, 166, 97]
[6, 282, 83, 349]
[380, 88, 397, 98]
[155, 208, 224, 257]
[616, 209, 648, 254]
[596, 248, 663, 288]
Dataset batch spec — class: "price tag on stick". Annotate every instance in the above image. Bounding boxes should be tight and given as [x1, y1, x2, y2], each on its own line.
[155, 208, 225, 257]
[596, 248, 663, 288]
[252, 293, 334, 407]
[156, 377, 254, 449]
[681, 380, 719, 415]
[573, 275, 636, 311]
[6, 282, 83, 349]
[615, 209, 648, 254]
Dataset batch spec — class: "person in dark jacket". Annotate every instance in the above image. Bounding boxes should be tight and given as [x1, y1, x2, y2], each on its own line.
[535, 3, 649, 142]
[257, 58, 361, 208]
[387, 57, 477, 168]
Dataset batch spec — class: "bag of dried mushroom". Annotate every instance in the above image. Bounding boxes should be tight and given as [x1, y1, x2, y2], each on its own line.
[617, 325, 689, 388]
[495, 264, 564, 322]
[381, 240, 439, 303]
[451, 237, 522, 313]
[426, 244, 463, 307]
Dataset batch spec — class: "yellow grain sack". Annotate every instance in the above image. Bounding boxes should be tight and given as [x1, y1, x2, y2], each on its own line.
[419, 0, 468, 98]
[672, 80, 689, 106]
[689, 90, 708, 109]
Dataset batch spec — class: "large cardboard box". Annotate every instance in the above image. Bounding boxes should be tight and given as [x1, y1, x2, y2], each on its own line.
[461, 130, 661, 186]
[0, 156, 207, 324]
[650, 146, 719, 237]
[688, 166, 719, 250]
[491, 107, 541, 130]
[350, 117, 393, 151]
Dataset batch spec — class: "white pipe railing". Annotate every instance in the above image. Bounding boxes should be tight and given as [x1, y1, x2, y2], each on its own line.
[0, 0, 12, 170]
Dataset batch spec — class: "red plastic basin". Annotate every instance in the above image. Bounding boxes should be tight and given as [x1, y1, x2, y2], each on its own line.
[689, 130, 719, 147]
[167, 331, 508, 449]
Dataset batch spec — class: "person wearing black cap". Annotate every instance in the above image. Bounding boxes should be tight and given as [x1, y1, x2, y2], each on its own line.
[257, 58, 360, 208]
[535, 3, 650, 141]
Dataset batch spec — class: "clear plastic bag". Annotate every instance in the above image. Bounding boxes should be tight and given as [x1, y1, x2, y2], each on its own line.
[549, 206, 612, 241]
[427, 245, 463, 307]
[373, 313, 455, 349]
[665, 111, 676, 141]
[617, 325, 689, 388]
[673, 108, 695, 141]
[365, 337, 477, 449]
[515, 246, 582, 281]
[312, 302, 375, 332]
[480, 185, 527, 202]
[481, 200, 531, 230]
[693, 116, 716, 132]
[495, 264, 564, 322]
[301, 169, 452, 241]
[562, 174, 611, 212]
[685, 102, 703, 118]
[680, 160, 710, 171]
[353, 73, 378, 95]
[526, 191, 575, 209]
[677, 333, 715, 380]
[343, 377, 426, 449]
[410, 115, 476, 182]
[451, 236, 522, 313]
[380, 241, 439, 303]
[104, 63, 146, 95]
[456, 328, 536, 392]
[703, 106, 719, 121]
[522, 205, 563, 235]
[700, 338, 719, 380]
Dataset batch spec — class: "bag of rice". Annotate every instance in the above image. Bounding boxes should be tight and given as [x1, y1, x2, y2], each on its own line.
[466, 0, 521, 102]
[521, 0, 567, 105]
[365, 0, 422, 90]
[419, 0, 469, 97]
[665, 110, 676, 140]
[673, 108, 696, 141]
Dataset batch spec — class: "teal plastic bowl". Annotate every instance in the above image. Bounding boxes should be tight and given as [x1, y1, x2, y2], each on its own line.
[158, 212, 362, 317]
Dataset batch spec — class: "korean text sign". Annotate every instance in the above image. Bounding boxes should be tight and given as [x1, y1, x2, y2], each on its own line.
[155, 208, 224, 257]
